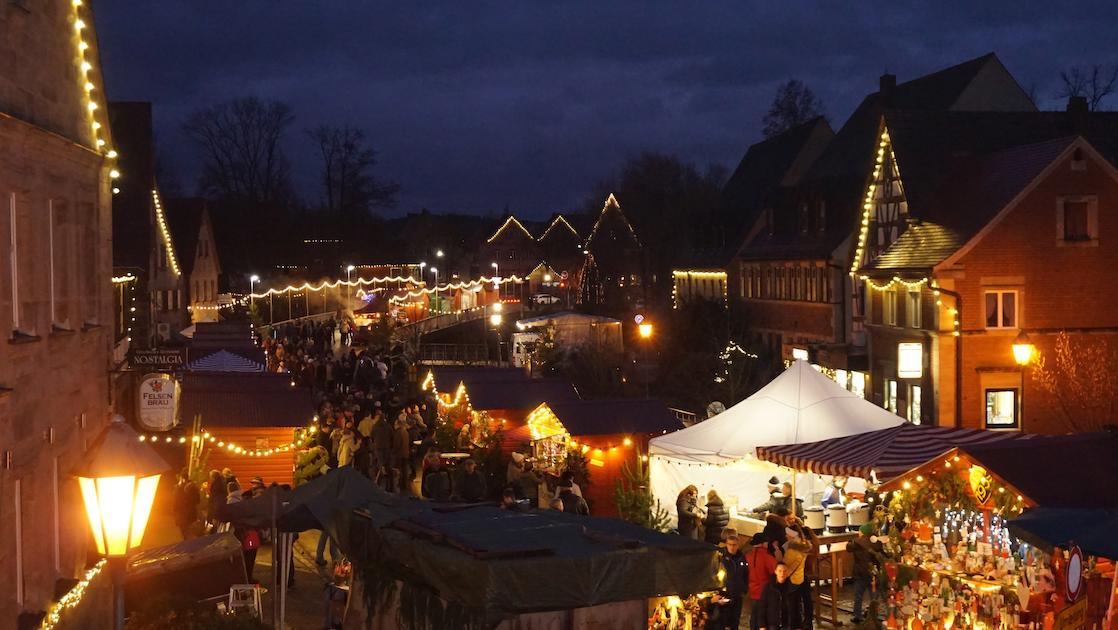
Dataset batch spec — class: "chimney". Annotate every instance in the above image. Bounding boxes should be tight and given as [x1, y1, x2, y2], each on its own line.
[1067, 95, 1088, 132]
[879, 73, 897, 103]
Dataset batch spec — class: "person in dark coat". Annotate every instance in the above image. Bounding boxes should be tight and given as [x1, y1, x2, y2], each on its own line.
[704, 489, 731, 545]
[850, 523, 884, 623]
[421, 456, 452, 501]
[206, 469, 227, 530]
[515, 461, 543, 508]
[455, 458, 487, 502]
[173, 469, 200, 538]
[756, 562, 800, 630]
[391, 417, 412, 494]
[676, 485, 703, 539]
[557, 483, 589, 515]
[710, 533, 748, 630]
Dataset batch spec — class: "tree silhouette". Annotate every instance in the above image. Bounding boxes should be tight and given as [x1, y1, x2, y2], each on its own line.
[762, 79, 825, 137]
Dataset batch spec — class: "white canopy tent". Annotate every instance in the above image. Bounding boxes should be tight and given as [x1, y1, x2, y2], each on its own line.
[649, 360, 904, 521]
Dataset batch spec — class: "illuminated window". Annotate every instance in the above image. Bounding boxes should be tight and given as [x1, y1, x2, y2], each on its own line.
[907, 385, 921, 425]
[985, 388, 1019, 429]
[850, 371, 866, 398]
[883, 289, 897, 326]
[984, 290, 1017, 329]
[885, 379, 897, 414]
[907, 288, 921, 328]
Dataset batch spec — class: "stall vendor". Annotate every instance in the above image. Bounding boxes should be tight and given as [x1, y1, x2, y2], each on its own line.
[821, 476, 848, 509]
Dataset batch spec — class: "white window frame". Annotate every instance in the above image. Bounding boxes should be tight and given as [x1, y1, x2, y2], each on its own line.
[908, 384, 922, 425]
[885, 379, 898, 414]
[1056, 195, 1098, 246]
[984, 290, 1019, 330]
[907, 288, 922, 328]
[883, 289, 897, 326]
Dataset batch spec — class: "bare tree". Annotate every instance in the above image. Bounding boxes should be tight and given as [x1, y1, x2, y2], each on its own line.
[762, 79, 825, 137]
[182, 97, 294, 202]
[1056, 65, 1118, 110]
[1030, 332, 1118, 432]
[307, 125, 398, 218]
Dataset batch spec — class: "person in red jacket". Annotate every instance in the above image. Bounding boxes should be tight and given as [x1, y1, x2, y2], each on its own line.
[747, 532, 777, 630]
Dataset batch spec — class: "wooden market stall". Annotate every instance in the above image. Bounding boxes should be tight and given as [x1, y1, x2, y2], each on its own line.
[510, 399, 683, 516]
[867, 432, 1118, 630]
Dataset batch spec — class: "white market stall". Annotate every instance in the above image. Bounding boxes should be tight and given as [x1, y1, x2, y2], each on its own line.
[649, 360, 904, 529]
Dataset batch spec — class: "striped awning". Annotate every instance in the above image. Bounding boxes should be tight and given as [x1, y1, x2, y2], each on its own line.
[755, 424, 1030, 482]
[187, 349, 265, 372]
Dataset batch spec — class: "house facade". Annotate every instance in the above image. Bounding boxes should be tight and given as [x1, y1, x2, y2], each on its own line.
[165, 198, 223, 324]
[0, 0, 117, 620]
[731, 54, 1036, 391]
[857, 106, 1118, 433]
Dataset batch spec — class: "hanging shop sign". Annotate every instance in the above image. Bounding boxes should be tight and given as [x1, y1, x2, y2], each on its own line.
[968, 464, 995, 507]
[897, 342, 923, 378]
[129, 348, 187, 372]
[137, 373, 179, 432]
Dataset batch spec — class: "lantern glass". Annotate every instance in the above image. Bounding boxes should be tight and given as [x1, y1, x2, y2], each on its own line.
[638, 323, 653, 339]
[1012, 341, 1034, 366]
[78, 473, 161, 557]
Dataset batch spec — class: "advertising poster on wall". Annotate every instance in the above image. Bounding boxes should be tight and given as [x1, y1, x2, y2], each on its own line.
[137, 372, 179, 431]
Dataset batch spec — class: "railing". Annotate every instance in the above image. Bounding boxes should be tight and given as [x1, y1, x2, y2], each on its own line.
[669, 407, 699, 426]
[419, 343, 492, 365]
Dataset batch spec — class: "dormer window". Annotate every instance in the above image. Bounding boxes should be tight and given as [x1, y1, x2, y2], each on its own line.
[1071, 148, 1087, 172]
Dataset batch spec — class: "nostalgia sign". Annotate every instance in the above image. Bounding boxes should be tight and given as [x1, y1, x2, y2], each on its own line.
[137, 373, 179, 432]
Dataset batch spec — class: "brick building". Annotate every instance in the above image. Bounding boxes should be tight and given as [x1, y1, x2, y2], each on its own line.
[856, 103, 1118, 433]
[730, 53, 1036, 388]
[0, 0, 117, 621]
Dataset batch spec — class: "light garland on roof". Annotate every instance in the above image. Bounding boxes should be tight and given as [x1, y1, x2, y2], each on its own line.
[526, 403, 567, 441]
[152, 189, 181, 276]
[671, 269, 728, 309]
[486, 215, 535, 242]
[850, 128, 896, 276]
[585, 193, 641, 249]
[38, 559, 106, 630]
[538, 215, 580, 241]
[111, 273, 136, 284]
[71, 0, 115, 159]
[862, 275, 929, 291]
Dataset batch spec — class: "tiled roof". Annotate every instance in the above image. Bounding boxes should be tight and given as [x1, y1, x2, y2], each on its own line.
[179, 372, 315, 427]
[861, 221, 964, 272]
[465, 379, 580, 411]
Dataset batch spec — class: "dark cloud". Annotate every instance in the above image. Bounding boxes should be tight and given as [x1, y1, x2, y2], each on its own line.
[93, 1, 1118, 218]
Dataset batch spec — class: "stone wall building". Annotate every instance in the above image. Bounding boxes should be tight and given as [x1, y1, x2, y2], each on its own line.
[0, 0, 117, 621]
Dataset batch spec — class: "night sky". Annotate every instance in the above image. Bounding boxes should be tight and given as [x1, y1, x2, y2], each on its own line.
[94, 1, 1117, 218]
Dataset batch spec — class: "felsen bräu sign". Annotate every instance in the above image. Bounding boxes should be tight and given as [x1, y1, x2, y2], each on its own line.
[129, 348, 188, 372]
[137, 373, 179, 431]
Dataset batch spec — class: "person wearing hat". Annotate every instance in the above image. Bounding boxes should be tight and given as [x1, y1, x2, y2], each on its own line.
[821, 476, 848, 509]
[850, 523, 883, 623]
[746, 532, 777, 630]
[507, 452, 526, 492]
[456, 458, 487, 502]
[246, 476, 266, 500]
[557, 481, 589, 515]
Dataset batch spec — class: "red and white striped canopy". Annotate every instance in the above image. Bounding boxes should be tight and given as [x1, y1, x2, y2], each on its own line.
[755, 424, 1030, 482]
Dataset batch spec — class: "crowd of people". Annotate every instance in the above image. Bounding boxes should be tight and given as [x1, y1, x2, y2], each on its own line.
[674, 478, 885, 630]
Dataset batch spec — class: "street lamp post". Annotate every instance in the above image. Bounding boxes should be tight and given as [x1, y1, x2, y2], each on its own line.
[430, 267, 439, 312]
[490, 311, 504, 366]
[490, 261, 499, 297]
[75, 416, 168, 630]
[638, 322, 654, 398]
[249, 274, 259, 310]
[1012, 330, 1035, 430]
[345, 265, 356, 308]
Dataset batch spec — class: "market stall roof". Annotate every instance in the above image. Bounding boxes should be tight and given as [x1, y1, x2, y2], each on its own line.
[223, 466, 384, 532]
[539, 399, 681, 437]
[178, 372, 314, 427]
[649, 360, 904, 464]
[1009, 508, 1118, 560]
[187, 349, 266, 372]
[127, 532, 243, 581]
[346, 500, 720, 622]
[956, 433, 1118, 508]
[755, 423, 1030, 482]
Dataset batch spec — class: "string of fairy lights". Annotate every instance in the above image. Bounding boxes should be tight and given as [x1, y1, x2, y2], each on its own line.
[136, 422, 320, 457]
[37, 559, 106, 630]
